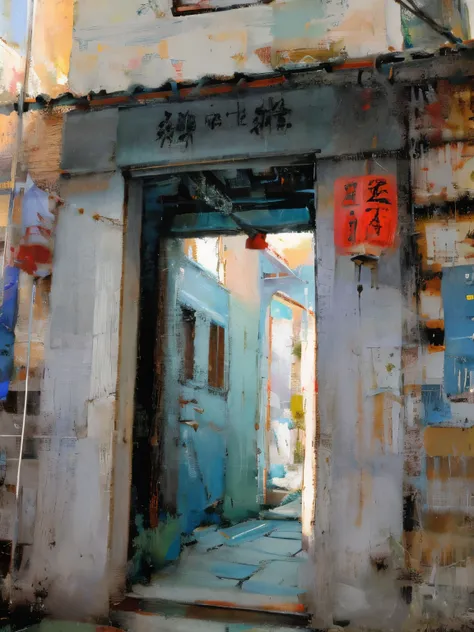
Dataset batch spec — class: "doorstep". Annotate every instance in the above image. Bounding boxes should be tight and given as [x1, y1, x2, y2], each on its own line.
[111, 597, 310, 631]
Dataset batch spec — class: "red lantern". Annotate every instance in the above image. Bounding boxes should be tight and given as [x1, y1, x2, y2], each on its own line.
[334, 174, 398, 257]
[246, 233, 268, 250]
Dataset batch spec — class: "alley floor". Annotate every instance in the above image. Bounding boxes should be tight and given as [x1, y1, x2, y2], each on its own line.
[130, 504, 306, 615]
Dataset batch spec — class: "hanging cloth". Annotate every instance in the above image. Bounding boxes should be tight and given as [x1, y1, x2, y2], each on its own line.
[0, 175, 62, 400]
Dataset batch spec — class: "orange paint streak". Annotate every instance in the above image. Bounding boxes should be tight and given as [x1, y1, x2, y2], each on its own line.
[32, 0, 73, 96]
[424, 427, 474, 457]
[355, 469, 372, 528]
[467, 457, 474, 478]
[157, 40, 169, 60]
[437, 455, 450, 481]
[56, 56, 394, 113]
[197, 600, 306, 613]
[423, 277, 441, 293]
[251, 76, 286, 88]
[333, 59, 374, 70]
[425, 319, 445, 330]
[428, 345, 445, 354]
[427, 455, 473, 480]
[81, 55, 362, 108]
[423, 512, 457, 534]
[371, 393, 385, 453]
[426, 455, 435, 480]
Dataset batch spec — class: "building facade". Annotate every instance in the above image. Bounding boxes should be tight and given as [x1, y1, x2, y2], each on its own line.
[0, 1, 474, 630]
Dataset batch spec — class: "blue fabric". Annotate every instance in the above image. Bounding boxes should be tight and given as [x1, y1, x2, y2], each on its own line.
[0, 265, 19, 400]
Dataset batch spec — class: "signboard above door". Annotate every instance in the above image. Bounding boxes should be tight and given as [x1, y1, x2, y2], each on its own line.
[116, 85, 403, 170]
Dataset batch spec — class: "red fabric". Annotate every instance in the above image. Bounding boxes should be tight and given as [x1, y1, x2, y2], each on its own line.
[16, 244, 52, 275]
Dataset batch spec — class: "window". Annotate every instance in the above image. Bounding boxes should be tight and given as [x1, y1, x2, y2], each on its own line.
[208, 322, 225, 389]
[3, 390, 41, 416]
[181, 307, 196, 381]
[173, 0, 265, 15]
[183, 237, 225, 283]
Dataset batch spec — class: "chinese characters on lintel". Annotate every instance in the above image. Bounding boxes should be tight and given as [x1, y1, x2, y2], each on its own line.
[156, 98, 293, 147]
[156, 110, 197, 148]
[250, 98, 292, 135]
[225, 102, 247, 127]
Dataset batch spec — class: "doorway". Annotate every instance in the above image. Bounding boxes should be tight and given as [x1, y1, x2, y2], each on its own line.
[265, 286, 315, 513]
[128, 164, 317, 615]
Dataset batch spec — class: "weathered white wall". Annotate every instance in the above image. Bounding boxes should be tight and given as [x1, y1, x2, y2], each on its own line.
[69, 0, 404, 95]
[15, 172, 125, 619]
[313, 158, 406, 629]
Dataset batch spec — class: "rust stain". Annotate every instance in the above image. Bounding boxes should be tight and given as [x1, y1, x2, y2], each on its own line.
[424, 510, 474, 533]
[371, 393, 385, 453]
[423, 512, 454, 533]
[467, 456, 474, 478]
[254, 46, 272, 66]
[232, 53, 247, 68]
[426, 455, 474, 480]
[426, 455, 436, 480]
[407, 530, 471, 567]
[428, 344, 445, 354]
[149, 492, 159, 529]
[355, 469, 372, 528]
[448, 455, 465, 478]
[438, 455, 450, 481]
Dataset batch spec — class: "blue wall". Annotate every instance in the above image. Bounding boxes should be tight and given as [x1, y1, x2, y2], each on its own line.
[442, 265, 474, 397]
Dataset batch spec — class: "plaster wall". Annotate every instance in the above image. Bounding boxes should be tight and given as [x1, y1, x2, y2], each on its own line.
[313, 157, 406, 628]
[69, 0, 405, 96]
[12, 171, 126, 619]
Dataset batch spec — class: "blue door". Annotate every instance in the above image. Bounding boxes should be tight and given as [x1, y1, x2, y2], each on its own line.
[162, 238, 230, 536]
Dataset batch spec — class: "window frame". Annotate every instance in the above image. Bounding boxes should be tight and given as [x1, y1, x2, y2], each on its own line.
[208, 320, 226, 392]
[172, 0, 269, 17]
[179, 305, 196, 384]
